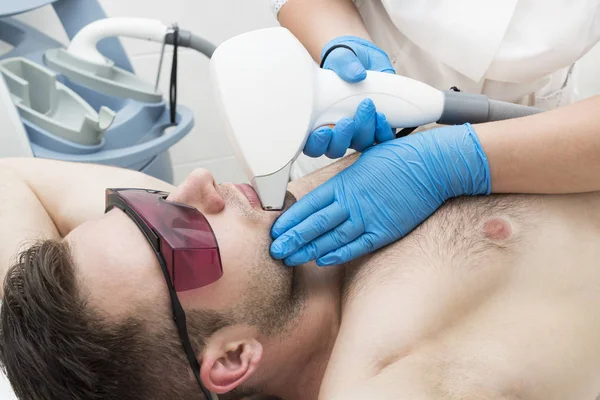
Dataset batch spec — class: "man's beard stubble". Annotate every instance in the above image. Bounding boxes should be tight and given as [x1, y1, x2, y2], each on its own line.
[227, 189, 306, 337]
[216, 189, 305, 399]
[211, 186, 305, 336]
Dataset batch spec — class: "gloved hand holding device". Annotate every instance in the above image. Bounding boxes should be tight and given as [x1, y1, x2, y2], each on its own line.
[271, 123, 491, 266]
[304, 36, 397, 158]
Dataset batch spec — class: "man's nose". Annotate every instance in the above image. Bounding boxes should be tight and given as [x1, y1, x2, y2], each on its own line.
[167, 168, 225, 213]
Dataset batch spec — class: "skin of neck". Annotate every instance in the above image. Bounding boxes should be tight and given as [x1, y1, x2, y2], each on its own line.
[250, 155, 359, 399]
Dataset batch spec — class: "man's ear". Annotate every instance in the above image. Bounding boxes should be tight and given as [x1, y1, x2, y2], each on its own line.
[200, 337, 263, 394]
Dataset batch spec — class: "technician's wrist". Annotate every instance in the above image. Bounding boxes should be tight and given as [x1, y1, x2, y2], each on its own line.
[424, 124, 492, 198]
[271, 0, 289, 16]
[450, 123, 492, 196]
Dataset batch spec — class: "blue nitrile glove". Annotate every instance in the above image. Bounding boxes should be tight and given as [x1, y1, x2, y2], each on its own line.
[304, 36, 397, 159]
[271, 123, 491, 266]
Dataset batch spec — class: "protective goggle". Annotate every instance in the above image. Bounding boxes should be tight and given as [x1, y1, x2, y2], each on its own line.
[105, 188, 222, 399]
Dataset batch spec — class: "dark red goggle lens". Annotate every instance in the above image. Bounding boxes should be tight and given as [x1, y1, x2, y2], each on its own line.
[105, 188, 223, 292]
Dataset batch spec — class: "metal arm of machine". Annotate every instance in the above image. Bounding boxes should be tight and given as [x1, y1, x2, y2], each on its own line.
[165, 29, 217, 58]
[67, 18, 169, 66]
[66, 17, 216, 66]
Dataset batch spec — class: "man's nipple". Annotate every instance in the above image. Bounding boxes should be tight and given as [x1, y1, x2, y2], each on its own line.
[483, 217, 512, 241]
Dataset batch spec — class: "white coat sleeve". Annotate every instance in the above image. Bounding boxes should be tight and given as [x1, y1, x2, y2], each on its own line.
[271, 0, 289, 16]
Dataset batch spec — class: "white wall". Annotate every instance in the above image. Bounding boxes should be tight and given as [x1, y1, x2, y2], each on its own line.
[13, 0, 278, 185]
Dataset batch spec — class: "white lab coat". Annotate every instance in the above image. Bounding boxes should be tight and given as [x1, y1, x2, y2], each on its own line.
[291, 0, 600, 179]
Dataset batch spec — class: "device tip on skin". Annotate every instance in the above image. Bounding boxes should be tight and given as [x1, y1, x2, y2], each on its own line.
[262, 205, 280, 211]
[252, 161, 294, 211]
[257, 188, 297, 212]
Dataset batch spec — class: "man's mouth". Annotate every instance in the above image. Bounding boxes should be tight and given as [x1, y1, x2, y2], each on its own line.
[234, 184, 261, 209]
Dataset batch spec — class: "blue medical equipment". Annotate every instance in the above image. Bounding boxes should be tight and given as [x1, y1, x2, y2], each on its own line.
[0, 0, 209, 183]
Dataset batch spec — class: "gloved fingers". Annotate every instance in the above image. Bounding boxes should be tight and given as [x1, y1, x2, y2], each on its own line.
[323, 48, 367, 83]
[374, 112, 395, 143]
[326, 117, 355, 159]
[270, 202, 347, 260]
[316, 232, 381, 266]
[347, 39, 395, 75]
[283, 218, 363, 266]
[304, 126, 333, 157]
[271, 182, 336, 239]
[350, 99, 377, 152]
[365, 48, 396, 74]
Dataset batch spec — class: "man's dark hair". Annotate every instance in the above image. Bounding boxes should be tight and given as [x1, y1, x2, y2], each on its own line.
[0, 239, 232, 400]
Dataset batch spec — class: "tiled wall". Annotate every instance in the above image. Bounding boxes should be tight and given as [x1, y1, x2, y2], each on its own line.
[14, 0, 279, 185]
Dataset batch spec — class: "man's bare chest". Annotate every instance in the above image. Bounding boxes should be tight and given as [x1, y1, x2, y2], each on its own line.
[321, 192, 600, 399]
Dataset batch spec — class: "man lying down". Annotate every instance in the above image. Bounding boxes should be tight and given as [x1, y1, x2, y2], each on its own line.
[1, 152, 600, 400]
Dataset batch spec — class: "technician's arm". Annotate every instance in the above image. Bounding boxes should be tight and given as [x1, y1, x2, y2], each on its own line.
[277, 0, 371, 62]
[476, 94, 600, 193]
[0, 158, 173, 237]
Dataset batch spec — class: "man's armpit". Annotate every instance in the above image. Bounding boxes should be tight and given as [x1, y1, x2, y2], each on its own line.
[0, 166, 60, 286]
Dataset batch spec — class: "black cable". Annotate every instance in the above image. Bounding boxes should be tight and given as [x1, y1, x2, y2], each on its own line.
[169, 26, 179, 125]
[396, 127, 417, 138]
[320, 44, 357, 68]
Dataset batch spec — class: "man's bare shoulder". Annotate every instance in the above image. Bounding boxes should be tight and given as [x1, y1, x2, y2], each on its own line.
[0, 164, 60, 287]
